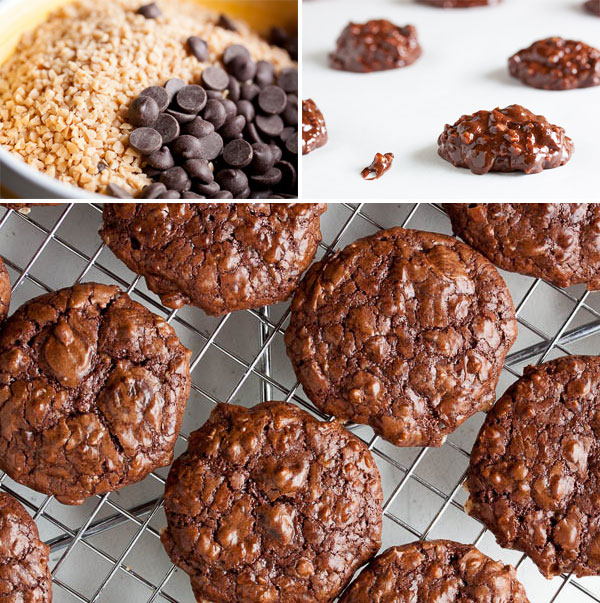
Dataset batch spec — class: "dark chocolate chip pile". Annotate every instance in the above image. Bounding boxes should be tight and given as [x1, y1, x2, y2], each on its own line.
[108, 44, 298, 199]
[269, 26, 298, 61]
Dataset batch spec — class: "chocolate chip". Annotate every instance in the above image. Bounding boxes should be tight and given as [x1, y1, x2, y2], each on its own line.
[215, 168, 248, 196]
[139, 182, 167, 199]
[250, 142, 273, 174]
[255, 61, 274, 87]
[164, 78, 186, 101]
[269, 27, 288, 48]
[139, 86, 170, 112]
[182, 117, 214, 138]
[227, 76, 240, 101]
[194, 181, 220, 196]
[197, 131, 224, 160]
[249, 189, 272, 199]
[166, 109, 196, 124]
[128, 96, 159, 127]
[277, 68, 298, 93]
[171, 135, 204, 159]
[270, 143, 283, 164]
[97, 161, 107, 173]
[276, 160, 296, 191]
[106, 183, 132, 198]
[223, 139, 253, 167]
[217, 14, 237, 31]
[201, 66, 229, 91]
[187, 36, 209, 62]
[235, 100, 255, 123]
[285, 131, 298, 154]
[219, 115, 246, 139]
[181, 191, 205, 199]
[240, 83, 260, 101]
[223, 44, 251, 65]
[129, 127, 162, 155]
[212, 190, 234, 199]
[250, 167, 282, 187]
[206, 90, 224, 100]
[158, 190, 181, 199]
[228, 55, 257, 82]
[183, 159, 213, 182]
[143, 166, 162, 179]
[202, 99, 227, 129]
[137, 2, 161, 19]
[258, 85, 287, 114]
[219, 98, 237, 119]
[146, 146, 175, 170]
[176, 85, 207, 114]
[283, 96, 298, 126]
[280, 126, 295, 143]
[154, 113, 180, 144]
[160, 166, 191, 192]
[255, 114, 284, 137]
[244, 122, 263, 144]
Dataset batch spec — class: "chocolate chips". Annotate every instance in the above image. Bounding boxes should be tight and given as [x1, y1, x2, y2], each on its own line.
[108, 43, 298, 199]
[137, 2, 161, 19]
[361, 152, 394, 179]
[269, 26, 298, 61]
[187, 36, 209, 62]
[302, 99, 328, 155]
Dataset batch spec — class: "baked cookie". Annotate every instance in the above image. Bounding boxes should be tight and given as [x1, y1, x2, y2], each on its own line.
[0, 283, 191, 505]
[285, 228, 517, 447]
[0, 492, 52, 602]
[417, 0, 500, 7]
[340, 540, 530, 602]
[161, 401, 383, 602]
[438, 105, 573, 175]
[466, 356, 600, 578]
[445, 203, 600, 290]
[100, 203, 326, 315]
[0, 257, 10, 324]
[509, 38, 600, 90]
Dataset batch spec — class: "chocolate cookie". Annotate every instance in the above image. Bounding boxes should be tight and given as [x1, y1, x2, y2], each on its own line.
[0, 492, 52, 602]
[0, 257, 10, 324]
[509, 37, 600, 90]
[445, 203, 600, 290]
[329, 20, 421, 72]
[0, 283, 191, 505]
[438, 104, 573, 175]
[466, 356, 600, 578]
[100, 203, 326, 315]
[302, 99, 328, 155]
[161, 401, 383, 602]
[340, 540, 530, 602]
[417, 0, 500, 6]
[284, 228, 517, 447]
[585, 0, 600, 16]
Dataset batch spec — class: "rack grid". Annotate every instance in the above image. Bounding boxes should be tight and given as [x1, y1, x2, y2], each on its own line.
[0, 202, 599, 603]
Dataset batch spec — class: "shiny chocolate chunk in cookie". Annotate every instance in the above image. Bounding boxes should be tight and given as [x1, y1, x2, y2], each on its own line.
[302, 99, 327, 155]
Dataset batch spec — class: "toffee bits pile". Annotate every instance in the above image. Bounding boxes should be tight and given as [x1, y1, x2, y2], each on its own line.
[108, 43, 298, 199]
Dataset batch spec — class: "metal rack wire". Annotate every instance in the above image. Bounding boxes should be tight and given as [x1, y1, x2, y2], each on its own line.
[0, 202, 599, 603]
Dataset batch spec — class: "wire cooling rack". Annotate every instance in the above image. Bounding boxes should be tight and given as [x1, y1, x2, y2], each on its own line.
[0, 202, 599, 603]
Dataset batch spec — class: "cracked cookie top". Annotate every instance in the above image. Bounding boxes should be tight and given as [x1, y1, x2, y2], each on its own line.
[446, 203, 600, 290]
[0, 492, 52, 602]
[161, 401, 383, 602]
[0, 283, 191, 505]
[467, 356, 600, 578]
[100, 203, 326, 315]
[285, 227, 517, 447]
[340, 540, 530, 603]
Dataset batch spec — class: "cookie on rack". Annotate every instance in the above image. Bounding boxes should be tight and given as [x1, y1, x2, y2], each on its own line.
[99, 203, 326, 315]
[161, 401, 383, 602]
[340, 539, 530, 602]
[446, 203, 600, 289]
[285, 227, 517, 447]
[0, 256, 10, 323]
[0, 283, 191, 505]
[0, 491, 52, 602]
[466, 355, 600, 578]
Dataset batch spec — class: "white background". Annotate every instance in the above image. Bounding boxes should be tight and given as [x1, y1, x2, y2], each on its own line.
[302, 0, 600, 199]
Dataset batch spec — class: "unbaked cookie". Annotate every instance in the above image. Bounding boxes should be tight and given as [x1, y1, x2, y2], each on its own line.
[285, 227, 517, 447]
[467, 356, 600, 578]
[161, 401, 383, 602]
[0, 283, 191, 505]
[100, 203, 326, 315]
[0, 492, 52, 602]
[340, 540, 530, 602]
[445, 203, 600, 289]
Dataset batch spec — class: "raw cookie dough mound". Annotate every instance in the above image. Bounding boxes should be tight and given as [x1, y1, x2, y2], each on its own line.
[100, 203, 326, 315]
[285, 227, 517, 447]
[445, 203, 600, 290]
[0, 257, 10, 324]
[466, 356, 600, 578]
[417, 0, 500, 6]
[438, 105, 573, 175]
[340, 540, 530, 602]
[585, 0, 600, 16]
[161, 401, 383, 603]
[509, 38, 600, 90]
[0, 492, 52, 602]
[0, 283, 191, 505]
[302, 99, 328, 155]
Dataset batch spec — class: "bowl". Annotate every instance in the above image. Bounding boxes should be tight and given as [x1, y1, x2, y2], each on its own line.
[0, 0, 297, 199]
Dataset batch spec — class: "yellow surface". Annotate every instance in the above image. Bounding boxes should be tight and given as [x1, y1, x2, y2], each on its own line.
[0, 0, 297, 65]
